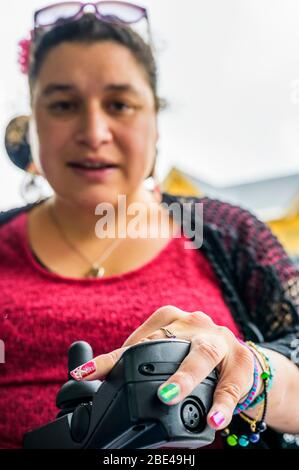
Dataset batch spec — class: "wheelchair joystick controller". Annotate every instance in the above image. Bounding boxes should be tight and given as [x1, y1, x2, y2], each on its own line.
[24, 339, 218, 449]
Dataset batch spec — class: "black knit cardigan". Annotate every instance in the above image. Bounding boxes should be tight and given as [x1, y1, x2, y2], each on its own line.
[1, 192, 299, 448]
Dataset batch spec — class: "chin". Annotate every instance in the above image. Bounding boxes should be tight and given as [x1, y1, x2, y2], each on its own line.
[72, 189, 123, 209]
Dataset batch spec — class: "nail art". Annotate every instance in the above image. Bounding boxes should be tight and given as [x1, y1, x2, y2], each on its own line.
[157, 383, 180, 403]
[210, 411, 225, 427]
[70, 360, 96, 381]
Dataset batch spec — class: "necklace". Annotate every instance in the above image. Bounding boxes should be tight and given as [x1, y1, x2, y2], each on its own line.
[48, 205, 123, 278]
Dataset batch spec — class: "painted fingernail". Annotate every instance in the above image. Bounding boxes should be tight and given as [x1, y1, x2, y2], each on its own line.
[157, 383, 180, 403]
[210, 411, 225, 427]
[70, 360, 96, 381]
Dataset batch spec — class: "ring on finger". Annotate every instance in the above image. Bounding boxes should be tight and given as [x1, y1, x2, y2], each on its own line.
[160, 326, 176, 339]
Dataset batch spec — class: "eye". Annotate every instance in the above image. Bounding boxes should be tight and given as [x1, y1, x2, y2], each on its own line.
[108, 101, 134, 113]
[48, 101, 78, 113]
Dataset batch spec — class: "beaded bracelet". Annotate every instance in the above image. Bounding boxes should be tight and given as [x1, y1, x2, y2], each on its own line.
[245, 341, 273, 409]
[236, 368, 269, 446]
[223, 369, 269, 446]
[238, 400, 267, 445]
[233, 354, 259, 415]
[222, 399, 267, 447]
[222, 341, 271, 447]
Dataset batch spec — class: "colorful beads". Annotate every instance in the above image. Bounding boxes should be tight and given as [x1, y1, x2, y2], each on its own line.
[223, 422, 266, 448]
[261, 371, 270, 380]
[238, 435, 250, 447]
[222, 340, 271, 449]
[226, 434, 238, 446]
[249, 433, 260, 443]
[256, 421, 267, 432]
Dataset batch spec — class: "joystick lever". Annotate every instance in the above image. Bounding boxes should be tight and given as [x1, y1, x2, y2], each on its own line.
[56, 341, 101, 417]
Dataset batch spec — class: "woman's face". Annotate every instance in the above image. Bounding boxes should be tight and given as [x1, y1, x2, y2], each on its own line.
[31, 41, 158, 208]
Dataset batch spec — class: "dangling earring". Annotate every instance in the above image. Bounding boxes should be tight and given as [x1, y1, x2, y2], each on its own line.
[20, 170, 45, 204]
[5, 115, 32, 171]
[4, 115, 46, 204]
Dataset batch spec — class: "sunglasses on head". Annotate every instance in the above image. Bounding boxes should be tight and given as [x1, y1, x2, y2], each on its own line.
[18, 2, 152, 76]
[33, 1, 150, 39]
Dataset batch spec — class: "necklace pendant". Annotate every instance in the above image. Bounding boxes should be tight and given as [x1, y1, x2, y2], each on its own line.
[86, 265, 105, 278]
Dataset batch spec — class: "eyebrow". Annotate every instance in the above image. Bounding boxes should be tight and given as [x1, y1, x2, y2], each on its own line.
[42, 83, 142, 97]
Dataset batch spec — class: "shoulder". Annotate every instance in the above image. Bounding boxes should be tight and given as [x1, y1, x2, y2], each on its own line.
[0, 198, 49, 228]
[161, 191, 260, 233]
[162, 191, 296, 270]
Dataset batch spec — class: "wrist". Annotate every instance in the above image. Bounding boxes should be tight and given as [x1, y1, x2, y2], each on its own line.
[234, 341, 272, 415]
[245, 342, 274, 409]
[225, 341, 274, 447]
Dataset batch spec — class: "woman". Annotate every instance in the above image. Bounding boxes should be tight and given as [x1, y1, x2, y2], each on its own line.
[1, 1, 299, 449]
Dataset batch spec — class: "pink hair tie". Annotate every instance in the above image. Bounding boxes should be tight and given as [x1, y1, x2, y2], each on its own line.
[17, 36, 32, 74]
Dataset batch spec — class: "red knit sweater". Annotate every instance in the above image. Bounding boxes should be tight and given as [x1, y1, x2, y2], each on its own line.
[0, 210, 242, 449]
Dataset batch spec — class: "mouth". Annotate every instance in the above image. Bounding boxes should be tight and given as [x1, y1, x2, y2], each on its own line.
[67, 161, 119, 170]
[67, 161, 120, 182]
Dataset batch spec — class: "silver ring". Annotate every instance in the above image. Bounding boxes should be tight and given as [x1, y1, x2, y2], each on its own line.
[160, 327, 176, 339]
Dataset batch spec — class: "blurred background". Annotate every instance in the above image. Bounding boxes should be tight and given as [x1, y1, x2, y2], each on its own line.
[2, 0, 299, 256]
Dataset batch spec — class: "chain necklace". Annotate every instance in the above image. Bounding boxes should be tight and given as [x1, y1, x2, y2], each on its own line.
[48, 205, 124, 278]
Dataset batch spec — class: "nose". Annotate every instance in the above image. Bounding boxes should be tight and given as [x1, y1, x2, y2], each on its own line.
[75, 103, 113, 150]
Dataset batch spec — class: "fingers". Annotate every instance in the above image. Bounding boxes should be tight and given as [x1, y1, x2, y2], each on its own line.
[69, 308, 205, 382]
[207, 375, 247, 429]
[69, 308, 254, 433]
[121, 308, 211, 347]
[207, 348, 254, 430]
[69, 321, 182, 383]
[156, 337, 254, 431]
[70, 346, 129, 381]
[69, 314, 213, 383]
[157, 335, 227, 405]
[121, 305, 188, 347]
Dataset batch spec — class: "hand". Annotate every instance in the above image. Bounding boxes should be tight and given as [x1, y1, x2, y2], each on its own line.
[70, 305, 256, 430]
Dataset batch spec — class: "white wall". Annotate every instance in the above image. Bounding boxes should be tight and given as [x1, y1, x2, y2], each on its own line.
[2, 0, 299, 210]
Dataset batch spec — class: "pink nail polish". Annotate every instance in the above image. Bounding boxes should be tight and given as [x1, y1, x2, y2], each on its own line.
[70, 360, 96, 381]
[210, 411, 225, 427]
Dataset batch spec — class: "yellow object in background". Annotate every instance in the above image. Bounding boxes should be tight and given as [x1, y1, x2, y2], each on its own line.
[268, 215, 299, 257]
[161, 168, 202, 197]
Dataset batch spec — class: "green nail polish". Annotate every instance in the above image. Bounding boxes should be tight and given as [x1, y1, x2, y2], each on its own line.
[158, 383, 180, 403]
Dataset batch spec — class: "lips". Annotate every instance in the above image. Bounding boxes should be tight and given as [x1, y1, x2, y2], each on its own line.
[67, 159, 119, 183]
[67, 157, 119, 169]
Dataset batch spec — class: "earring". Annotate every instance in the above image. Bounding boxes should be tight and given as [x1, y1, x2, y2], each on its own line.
[5, 115, 45, 203]
[4, 115, 33, 172]
[20, 171, 44, 204]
